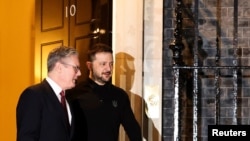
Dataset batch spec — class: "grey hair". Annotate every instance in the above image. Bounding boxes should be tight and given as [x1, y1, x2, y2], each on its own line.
[47, 46, 78, 72]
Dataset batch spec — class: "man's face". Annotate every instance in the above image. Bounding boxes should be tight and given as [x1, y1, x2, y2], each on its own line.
[90, 52, 113, 85]
[60, 55, 81, 89]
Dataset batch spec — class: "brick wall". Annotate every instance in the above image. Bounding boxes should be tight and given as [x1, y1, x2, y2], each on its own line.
[163, 0, 250, 141]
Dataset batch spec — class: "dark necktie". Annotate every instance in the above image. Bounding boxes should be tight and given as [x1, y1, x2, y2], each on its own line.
[60, 91, 69, 125]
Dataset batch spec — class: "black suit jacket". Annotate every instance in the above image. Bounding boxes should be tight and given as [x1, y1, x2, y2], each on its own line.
[16, 79, 85, 141]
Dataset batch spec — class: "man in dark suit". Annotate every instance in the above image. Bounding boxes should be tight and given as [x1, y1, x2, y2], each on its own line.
[16, 46, 85, 141]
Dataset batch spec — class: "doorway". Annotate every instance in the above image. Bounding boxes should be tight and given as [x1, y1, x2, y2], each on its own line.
[35, 0, 112, 83]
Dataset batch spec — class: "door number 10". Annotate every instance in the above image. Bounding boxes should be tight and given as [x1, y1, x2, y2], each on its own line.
[65, 5, 76, 17]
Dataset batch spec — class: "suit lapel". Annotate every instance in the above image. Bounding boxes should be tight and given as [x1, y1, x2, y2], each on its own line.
[42, 79, 71, 134]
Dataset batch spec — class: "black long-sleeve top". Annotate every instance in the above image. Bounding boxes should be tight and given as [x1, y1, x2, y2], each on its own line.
[66, 78, 142, 141]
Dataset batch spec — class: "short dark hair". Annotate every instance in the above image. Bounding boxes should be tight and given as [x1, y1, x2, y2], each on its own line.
[87, 43, 113, 61]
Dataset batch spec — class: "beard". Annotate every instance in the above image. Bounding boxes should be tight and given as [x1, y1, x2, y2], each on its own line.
[91, 69, 112, 85]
